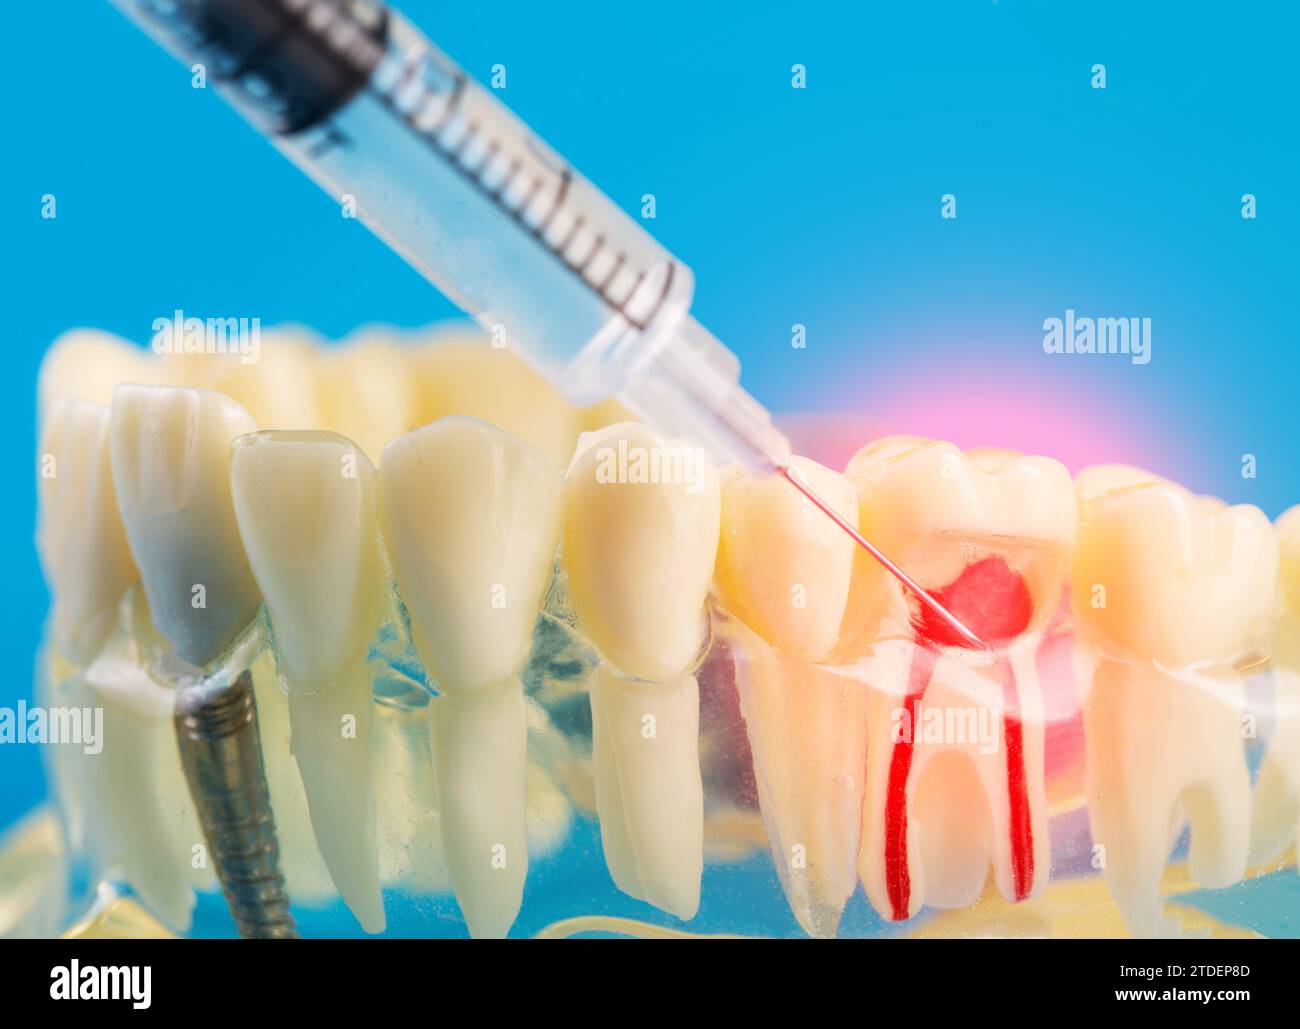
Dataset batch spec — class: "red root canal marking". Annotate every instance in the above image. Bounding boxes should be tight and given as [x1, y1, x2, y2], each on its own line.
[883, 555, 1035, 921]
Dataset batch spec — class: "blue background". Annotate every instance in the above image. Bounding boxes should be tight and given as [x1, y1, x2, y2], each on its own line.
[2, 0, 1297, 830]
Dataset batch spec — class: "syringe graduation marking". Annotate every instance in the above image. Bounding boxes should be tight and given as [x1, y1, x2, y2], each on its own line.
[362, 46, 675, 333]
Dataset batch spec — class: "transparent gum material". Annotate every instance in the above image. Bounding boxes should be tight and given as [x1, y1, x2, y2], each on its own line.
[19, 527, 1300, 939]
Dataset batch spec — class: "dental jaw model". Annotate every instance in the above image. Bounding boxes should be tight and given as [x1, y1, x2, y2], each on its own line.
[28, 325, 1300, 941]
[379, 417, 562, 939]
[1071, 465, 1279, 937]
[563, 423, 720, 920]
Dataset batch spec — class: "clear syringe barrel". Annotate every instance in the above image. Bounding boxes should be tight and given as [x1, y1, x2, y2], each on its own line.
[108, 0, 791, 472]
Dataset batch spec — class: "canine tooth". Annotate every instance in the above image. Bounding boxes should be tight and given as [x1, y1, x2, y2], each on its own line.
[319, 336, 419, 463]
[563, 422, 719, 919]
[1071, 465, 1278, 935]
[38, 330, 158, 419]
[230, 431, 386, 933]
[714, 458, 864, 936]
[379, 417, 561, 937]
[109, 385, 262, 667]
[413, 335, 581, 468]
[846, 437, 1073, 922]
[37, 401, 139, 663]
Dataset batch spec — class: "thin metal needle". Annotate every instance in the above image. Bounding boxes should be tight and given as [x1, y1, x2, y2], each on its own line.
[778, 465, 986, 650]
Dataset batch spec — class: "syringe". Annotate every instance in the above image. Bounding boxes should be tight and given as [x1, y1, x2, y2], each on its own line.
[107, 0, 982, 650]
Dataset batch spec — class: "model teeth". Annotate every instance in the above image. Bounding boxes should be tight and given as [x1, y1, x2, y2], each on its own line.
[319, 335, 420, 464]
[1071, 464, 1278, 936]
[379, 416, 562, 937]
[230, 430, 386, 933]
[413, 335, 581, 469]
[563, 422, 719, 920]
[109, 384, 262, 667]
[38, 330, 159, 420]
[714, 457, 864, 936]
[846, 437, 1073, 922]
[37, 401, 139, 663]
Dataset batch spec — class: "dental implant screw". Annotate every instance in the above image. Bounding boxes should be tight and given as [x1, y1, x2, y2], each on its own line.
[174, 670, 298, 939]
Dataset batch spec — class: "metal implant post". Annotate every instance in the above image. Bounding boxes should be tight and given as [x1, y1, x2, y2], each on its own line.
[174, 670, 298, 939]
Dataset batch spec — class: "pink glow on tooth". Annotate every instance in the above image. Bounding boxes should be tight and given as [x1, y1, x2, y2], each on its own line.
[776, 370, 1172, 475]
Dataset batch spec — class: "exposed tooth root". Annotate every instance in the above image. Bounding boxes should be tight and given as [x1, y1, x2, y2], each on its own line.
[859, 634, 1050, 920]
[430, 682, 529, 938]
[1085, 660, 1252, 935]
[564, 423, 719, 919]
[589, 666, 704, 920]
[727, 618, 866, 937]
[109, 384, 262, 667]
[379, 416, 562, 937]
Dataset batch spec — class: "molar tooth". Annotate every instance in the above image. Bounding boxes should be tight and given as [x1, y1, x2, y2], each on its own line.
[379, 416, 561, 937]
[230, 430, 386, 933]
[413, 335, 581, 469]
[1071, 465, 1278, 936]
[109, 384, 262, 667]
[846, 437, 1073, 922]
[563, 423, 719, 919]
[714, 457, 864, 937]
[38, 401, 139, 663]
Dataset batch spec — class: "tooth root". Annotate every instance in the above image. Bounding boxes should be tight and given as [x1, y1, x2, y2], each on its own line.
[727, 619, 866, 937]
[379, 416, 562, 937]
[71, 652, 213, 933]
[1084, 659, 1251, 934]
[858, 638, 1051, 921]
[229, 430, 387, 932]
[563, 423, 719, 919]
[38, 401, 139, 663]
[109, 385, 262, 667]
[589, 666, 704, 919]
[429, 683, 529, 938]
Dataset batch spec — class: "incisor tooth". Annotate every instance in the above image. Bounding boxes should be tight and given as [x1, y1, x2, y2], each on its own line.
[38, 401, 139, 663]
[1071, 465, 1278, 936]
[319, 334, 420, 463]
[109, 384, 262, 667]
[38, 330, 159, 420]
[846, 437, 1073, 922]
[714, 457, 864, 936]
[1251, 507, 1300, 866]
[379, 417, 562, 937]
[413, 335, 580, 469]
[230, 430, 386, 933]
[564, 423, 719, 919]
